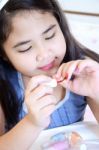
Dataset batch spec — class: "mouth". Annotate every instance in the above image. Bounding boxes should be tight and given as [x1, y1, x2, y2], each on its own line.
[38, 60, 55, 71]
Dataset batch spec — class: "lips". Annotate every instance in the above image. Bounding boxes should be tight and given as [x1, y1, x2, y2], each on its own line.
[38, 60, 55, 71]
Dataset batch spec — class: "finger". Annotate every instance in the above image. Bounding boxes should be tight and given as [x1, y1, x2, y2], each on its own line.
[55, 63, 66, 79]
[37, 95, 57, 110]
[56, 60, 81, 82]
[76, 59, 99, 73]
[26, 75, 52, 95]
[54, 63, 71, 81]
[25, 84, 53, 103]
[65, 60, 82, 80]
[41, 104, 56, 117]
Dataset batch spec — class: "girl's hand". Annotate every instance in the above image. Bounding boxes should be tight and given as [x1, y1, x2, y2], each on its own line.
[25, 75, 57, 129]
[54, 59, 99, 99]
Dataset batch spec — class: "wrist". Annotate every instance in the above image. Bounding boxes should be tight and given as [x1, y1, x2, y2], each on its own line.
[88, 88, 99, 102]
[25, 114, 44, 131]
[87, 95, 99, 102]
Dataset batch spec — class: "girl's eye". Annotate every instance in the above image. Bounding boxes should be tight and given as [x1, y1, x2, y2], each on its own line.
[45, 32, 56, 40]
[18, 46, 32, 53]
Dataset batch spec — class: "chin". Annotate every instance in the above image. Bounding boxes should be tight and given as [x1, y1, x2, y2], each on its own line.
[46, 67, 58, 77]
[33, 66, 58, 77]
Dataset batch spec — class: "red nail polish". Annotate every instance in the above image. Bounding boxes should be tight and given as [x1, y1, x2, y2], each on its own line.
[75, 66, 79, 73]
[54, 74, 60, 80]
[65, 73, 68, 79]
[57, 73, 68, 83]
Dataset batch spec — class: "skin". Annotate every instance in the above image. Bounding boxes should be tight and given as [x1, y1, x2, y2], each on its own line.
[3, 11, 66, 79]
[54, 59, 99, 122]
[3, 9, 99, 128]
[0, 11, 66, 150]
[55, 59, 99, 99]
[0, 10, 99, 150]
[3, 10, 66, 126]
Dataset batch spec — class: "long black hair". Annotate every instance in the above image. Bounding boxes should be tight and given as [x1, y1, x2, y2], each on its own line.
[0, 0, 99, 131]
[0, 58, 22, 131]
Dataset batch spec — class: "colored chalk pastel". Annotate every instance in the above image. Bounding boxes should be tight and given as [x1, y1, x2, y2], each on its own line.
[51, 140, 70, 150]
[51, 132, 66, 142]
[44, 79, 57, 87]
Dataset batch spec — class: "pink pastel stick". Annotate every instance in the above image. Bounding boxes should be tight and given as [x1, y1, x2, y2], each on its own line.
[50, 140, 70, 150]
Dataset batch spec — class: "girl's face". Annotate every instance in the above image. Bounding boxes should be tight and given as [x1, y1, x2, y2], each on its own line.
[3, 11, 66, 78]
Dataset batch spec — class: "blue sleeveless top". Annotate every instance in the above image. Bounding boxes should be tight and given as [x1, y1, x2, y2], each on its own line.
[9, 72, 87, 129]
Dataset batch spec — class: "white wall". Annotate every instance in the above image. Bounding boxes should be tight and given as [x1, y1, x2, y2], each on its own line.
[58, 0, 99, 14]
[57, 0, 99, 122]
[57, 0, 99, 54]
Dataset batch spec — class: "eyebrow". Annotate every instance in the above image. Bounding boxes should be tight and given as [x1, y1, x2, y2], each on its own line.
[13, 24, 56, 48]
[13, 40, 31, 48]
[42, 24, 56, 34]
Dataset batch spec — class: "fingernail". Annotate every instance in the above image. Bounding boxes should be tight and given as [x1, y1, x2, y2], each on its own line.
[65, 73, 68, 79]
[75, 66, 79, 73]
[54, 74, 60, 79]
[56, 77, 64, 83]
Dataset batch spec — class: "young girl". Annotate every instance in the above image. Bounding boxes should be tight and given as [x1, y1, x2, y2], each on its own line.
[0, 0, 99, 149]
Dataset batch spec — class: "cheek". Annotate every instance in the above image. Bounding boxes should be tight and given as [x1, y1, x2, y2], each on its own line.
[55, 34, 66, 58]
[6, 53, 36, 74]
[13, 60, 37, 76]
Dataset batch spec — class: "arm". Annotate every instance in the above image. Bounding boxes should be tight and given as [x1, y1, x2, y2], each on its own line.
[87, 97, 99, 123]
[0, 115, 43, 150]
[0, 110, 42, 150]
[86, 60, 99, 122]
[0, 75, 57, 150]
[54, 59, 99, 122]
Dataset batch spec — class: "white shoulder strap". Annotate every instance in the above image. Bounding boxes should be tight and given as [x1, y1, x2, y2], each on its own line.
[0, 0, 9, 10]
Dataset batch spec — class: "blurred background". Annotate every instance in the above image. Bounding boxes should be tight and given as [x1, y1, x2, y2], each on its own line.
[58, 0, 99, 122]
[58, 0, 99, 54]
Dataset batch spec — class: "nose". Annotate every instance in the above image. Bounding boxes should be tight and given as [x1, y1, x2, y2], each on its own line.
[36, 43, 51, 62]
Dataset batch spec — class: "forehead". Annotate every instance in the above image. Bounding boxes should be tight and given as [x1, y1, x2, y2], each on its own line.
[4, 10, 58, 44]
[11, 11, 57, 33]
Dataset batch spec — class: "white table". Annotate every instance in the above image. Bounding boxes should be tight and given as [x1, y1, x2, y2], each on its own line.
[29, 121, 99, 150]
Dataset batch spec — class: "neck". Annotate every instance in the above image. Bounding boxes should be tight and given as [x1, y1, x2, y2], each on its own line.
[22, 75, 31, 89]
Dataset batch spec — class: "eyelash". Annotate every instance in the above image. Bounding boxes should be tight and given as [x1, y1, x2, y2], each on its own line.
[45, 32, 56, 40]
[19, 46, 32, 53]
[18, 32, 55, 53]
